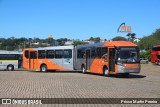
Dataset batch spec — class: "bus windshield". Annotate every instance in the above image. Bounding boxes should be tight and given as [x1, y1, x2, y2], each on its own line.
[152, 46, 160, 51]
[117, 47, 139, 63]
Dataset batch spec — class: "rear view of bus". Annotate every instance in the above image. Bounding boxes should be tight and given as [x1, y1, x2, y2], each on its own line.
[0, 50, 22, 71]
[151, 45, 160, 65]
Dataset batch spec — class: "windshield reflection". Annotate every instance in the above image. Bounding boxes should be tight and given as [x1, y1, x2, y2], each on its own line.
[117, 47, 139, 63]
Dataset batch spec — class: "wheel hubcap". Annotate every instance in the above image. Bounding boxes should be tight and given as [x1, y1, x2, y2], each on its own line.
[9, 66, 12, 70]
[42, 67, 46, 72]
[82, 67, 85, 73]
[104, 69, 108, 75]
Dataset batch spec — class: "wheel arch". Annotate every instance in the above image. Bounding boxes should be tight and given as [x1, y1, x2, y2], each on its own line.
[40, 63, 47, 71]
[7, 64, 14, 71]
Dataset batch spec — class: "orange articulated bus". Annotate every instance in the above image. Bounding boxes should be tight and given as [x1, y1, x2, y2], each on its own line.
[23, 41, 140, 76]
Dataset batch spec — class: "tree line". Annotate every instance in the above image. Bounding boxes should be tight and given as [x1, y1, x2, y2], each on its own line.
[0, 36, 103, 50]
[0, 28, 160, 60]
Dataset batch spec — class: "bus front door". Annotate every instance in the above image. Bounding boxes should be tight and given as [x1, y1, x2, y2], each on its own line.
[86, 49, 91, 70]
[29, 51, 37, 70]
[109, 48, 115, 72]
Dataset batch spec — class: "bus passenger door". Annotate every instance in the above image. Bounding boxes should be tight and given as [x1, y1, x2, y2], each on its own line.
[109, 48, 115, 72]
[23, 50, 30, 69]
[86, 49, 91, 70]
[29, 51, 37, 70]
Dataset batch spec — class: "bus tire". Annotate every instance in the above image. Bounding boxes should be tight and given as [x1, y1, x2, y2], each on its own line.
[103, 66, 109, 76]
[158, 61, 160, 66]
[81, 65, 86, 74]
[40, 65, 47, 72]
[7, 65, 14, 71]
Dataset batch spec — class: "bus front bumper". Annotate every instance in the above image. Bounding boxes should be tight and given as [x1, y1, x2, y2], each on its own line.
[117, 64, 141, 74]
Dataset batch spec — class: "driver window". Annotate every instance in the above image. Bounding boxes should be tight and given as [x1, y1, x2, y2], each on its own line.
[102, 47, 108, 58]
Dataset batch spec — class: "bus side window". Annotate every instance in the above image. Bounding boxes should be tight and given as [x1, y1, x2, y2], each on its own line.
[64, 49, 72, 58]
[96, 47, 101, 58]
[91, 47, 96, 58]
[102, 47, 108, 56]
[82, 49, 85, 58]
[25, 50, 29, 58]
[77, 49, 82, 58]
[55, 50, 63, 59]
[30, 52, 37, 59]
[0, 54, 6, 60]
[46, 50, 54, 58]
[38, 50, 46, 59]
[8, 54, 17, 60]
[102, 47, 108, 59]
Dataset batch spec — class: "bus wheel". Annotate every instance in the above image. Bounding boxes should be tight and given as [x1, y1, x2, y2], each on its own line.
[158, 61, 160, 66]
[103, 66, 109, 76]
[81, 65, 86, 73]
[7, 65, 14, 71]
[40, 65, 47, 72]
[155, 61, 158, 65]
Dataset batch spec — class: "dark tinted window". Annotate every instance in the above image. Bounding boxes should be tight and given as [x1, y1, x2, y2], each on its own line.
[102, 47, 108, 55]
[96, 47, 101, 58]
[55, 50, 63, 58]
[152, 47, 160, 51]
[25, 50, 29, 58]
[30, 51, 37, 59]
[0, 54, 18, 60]
[64, 49, 72, 58]
[46, 50, 54, 58]
[91, 47, 96, 58]
[81, 49, 85, 58]
[77, 49, 82, 58]
[38, 50, 46, 58]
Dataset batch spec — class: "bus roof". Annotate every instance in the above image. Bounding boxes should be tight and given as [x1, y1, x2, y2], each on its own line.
[0, 50, 22, 54]
[77, 41, 137, 48]
[104, 41, 138, 47]
[24, 45, 74, 51]
[152, 44, 160, 47]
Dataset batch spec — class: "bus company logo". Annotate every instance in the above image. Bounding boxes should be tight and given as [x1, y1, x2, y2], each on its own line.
[2, 99, 11, 104]
[64, 58, 71, 64]
[117, 23, 132, 33]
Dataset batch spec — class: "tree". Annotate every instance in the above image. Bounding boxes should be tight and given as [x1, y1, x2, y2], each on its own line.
[126, 33, 136, 42]
[72, 41, 88, 46]
[138, 28, 160, 50]
[139, 50, 150, 60]
[112, 36, 127, 41]
[57, 38, 69, 46]
[89, 37, 100, 42]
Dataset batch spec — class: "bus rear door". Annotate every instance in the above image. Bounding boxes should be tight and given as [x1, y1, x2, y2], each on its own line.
[86, 49, 91, 70]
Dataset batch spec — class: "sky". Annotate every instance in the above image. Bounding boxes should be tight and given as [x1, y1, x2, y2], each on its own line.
[0, 0, 160, 40]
